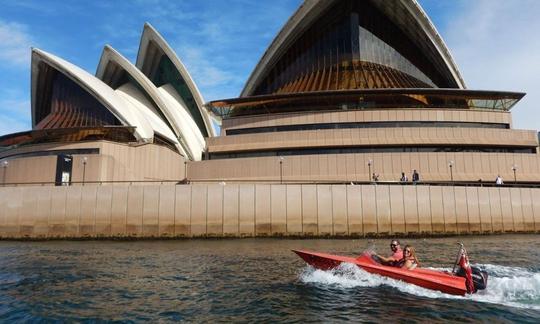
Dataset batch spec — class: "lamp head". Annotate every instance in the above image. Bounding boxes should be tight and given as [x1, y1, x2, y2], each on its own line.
[2, 160, 7, 167]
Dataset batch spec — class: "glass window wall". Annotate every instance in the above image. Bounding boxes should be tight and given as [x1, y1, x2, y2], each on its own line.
[208, 146, 536, 160]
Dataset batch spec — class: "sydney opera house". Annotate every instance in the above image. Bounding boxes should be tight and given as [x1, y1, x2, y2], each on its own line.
[1, 0, 539, 238]
[1, 0, 537, 185]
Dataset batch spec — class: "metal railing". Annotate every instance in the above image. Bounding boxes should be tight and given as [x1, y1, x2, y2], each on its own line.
[2, 179, 540, 188]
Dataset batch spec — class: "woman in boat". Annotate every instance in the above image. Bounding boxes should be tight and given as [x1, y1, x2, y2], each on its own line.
[398, 245, 421, 270]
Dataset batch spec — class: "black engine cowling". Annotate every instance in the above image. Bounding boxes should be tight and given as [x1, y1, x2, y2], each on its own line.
[456, 266, 488, 292]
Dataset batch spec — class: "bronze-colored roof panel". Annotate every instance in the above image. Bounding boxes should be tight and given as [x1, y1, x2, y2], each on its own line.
[242, 0, 466, 97]
[209, 89, 525, 118]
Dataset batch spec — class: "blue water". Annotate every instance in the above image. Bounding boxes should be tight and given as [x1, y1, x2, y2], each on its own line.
[1, 235, 539, 322]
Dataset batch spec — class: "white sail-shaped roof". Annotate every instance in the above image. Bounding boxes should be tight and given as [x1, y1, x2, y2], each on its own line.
[115, 83, 179, 147]
[136, 23, 216, 137]
[31, 48, 154, 142]
[158, 84, 205, 156]
[96, 45, 203, 160]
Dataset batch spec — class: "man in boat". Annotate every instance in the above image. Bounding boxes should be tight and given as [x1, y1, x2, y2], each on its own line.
[372, 240, 403, 266]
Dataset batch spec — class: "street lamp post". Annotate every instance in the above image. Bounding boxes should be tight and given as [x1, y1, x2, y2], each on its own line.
[82, 157, 87, 186]
[448, 160, 454, 183]
[2, 160, 8, 186]
[279, 156, 284, 184]
[184, 161, 188, 183]
[512, 164, 518, 184]
[367, 159, 372, 182]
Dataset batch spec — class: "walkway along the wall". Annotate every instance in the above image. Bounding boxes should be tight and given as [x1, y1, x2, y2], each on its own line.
[0, 184, 538, 239]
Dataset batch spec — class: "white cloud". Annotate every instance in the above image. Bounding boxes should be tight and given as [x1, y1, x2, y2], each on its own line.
[0, 20, 33, 67]
[172, 44, 240, 100]
[0, 98, 29, 115]
[0, 114, 30, 136]
[444, 0, 540, 131]
[0, 89, 31, 135]
[0, 113, 29, 135]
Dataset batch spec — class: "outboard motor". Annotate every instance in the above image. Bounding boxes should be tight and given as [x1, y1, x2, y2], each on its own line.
[456, 266, 488, 293]
[453, 243, 488, 294]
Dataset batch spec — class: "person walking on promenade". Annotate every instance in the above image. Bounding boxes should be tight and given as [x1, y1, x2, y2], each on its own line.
[400, 172, 408, 183]
[412, 170, 420, 184]
[495, 175, 504, 185]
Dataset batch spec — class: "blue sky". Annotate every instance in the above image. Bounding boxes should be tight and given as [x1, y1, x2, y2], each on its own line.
[1, 0, 539, 135]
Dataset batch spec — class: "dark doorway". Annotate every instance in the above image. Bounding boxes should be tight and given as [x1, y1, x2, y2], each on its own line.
[55, 154, 73, 186]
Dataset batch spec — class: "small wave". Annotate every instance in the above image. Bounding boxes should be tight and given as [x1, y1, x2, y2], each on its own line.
[471, 264, 540, 310]
[299, 263, 540, 310]
[299, 263, 383, 289]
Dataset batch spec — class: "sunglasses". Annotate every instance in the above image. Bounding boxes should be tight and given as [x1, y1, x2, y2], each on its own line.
[404, 250, 411, 254]
[390, 244, 398, 247]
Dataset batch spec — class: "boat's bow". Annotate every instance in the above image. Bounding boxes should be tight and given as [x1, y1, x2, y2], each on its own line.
[292, 250, 357, 270]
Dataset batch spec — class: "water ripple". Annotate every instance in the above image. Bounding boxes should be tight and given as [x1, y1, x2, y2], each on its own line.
[0, 235, 539, 322]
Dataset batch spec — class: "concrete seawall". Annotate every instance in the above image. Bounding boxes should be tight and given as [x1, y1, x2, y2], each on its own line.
[0, 184, 538, 239]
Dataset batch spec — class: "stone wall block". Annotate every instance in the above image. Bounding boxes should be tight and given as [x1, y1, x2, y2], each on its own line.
[95, 186, 113, 237]
[174, 185, 191, 237]
[79, 186, 97, 236]
[255, 185, 271, 236]
[520, 188, 535, 232]
[429, 186, 444, 233]
[415, 186, 433, 233]
[389, 186, 405, 235]
[454, 187, 469, 234]
[361, 185, 377, 235]
[442, 186, 457, 234]
[510, 188, 524, 232]
[239, 184, 255, 236]
[346, 185, 363, 236]
[190, 184, 208, 237]
[158, 185, 176, 237]
[65, 186, 82, 237]
[3, 188, 23, 237]
[286, 185, 302, 235]
[207, 185, 224, 236]
[223, 184, 239, 236]
[317, 185, 333, 236]
[499, 188, 513, 232]
[20, 187, 39, 237]
[405, 186, 421, 234]
[488, 187, 503, 232]
[271, 185, 287, 235]
[332, 185, 348, 236]
[111, 186, 128, 236]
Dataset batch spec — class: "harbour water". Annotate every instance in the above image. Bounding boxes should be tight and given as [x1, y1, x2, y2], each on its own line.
[1, 235, 539, 322]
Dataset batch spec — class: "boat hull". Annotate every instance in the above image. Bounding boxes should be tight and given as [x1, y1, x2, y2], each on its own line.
[293, 250, 468, 296]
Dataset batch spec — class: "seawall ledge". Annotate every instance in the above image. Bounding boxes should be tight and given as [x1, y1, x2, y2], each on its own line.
[0, 184, 538, 239]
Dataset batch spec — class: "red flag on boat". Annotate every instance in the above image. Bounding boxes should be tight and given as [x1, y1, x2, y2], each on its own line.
[458, 248, 475, 294]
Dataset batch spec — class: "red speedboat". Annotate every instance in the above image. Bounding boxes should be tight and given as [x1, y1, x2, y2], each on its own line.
[293, 245, 487, 296]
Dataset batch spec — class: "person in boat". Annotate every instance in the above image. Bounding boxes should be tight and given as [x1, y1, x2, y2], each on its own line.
[372, 240, 403, 266]
[397, 245, 421, 270]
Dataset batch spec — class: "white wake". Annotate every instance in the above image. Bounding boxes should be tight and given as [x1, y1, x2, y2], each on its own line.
[299, 263, 540, 310]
